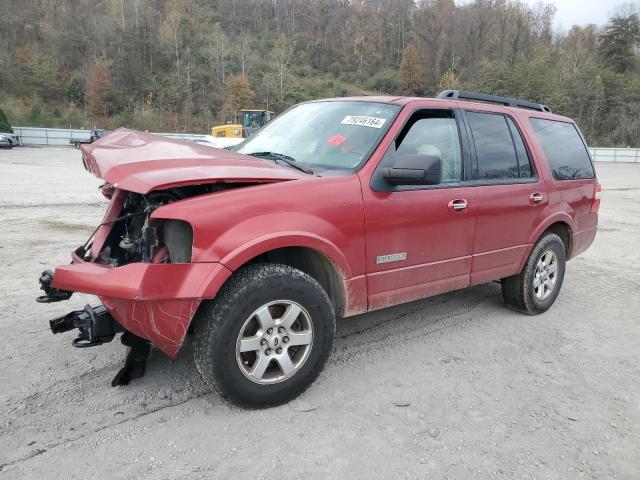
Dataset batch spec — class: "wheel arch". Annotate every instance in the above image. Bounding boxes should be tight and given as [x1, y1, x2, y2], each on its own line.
[203, 235, 351, 318]
[543, 221, 573, 258]
[517, 215, 574, 272]
[252, 246, 347, 317]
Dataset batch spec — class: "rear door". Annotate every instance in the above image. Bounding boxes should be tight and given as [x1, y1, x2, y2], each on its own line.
[462, 109, 549, 285]
[361, 107, 477, 310]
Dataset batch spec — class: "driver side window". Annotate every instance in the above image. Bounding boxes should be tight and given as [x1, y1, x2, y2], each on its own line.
[396, 112, 462, 182]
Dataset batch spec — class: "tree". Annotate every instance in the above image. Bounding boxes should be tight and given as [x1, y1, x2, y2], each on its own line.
[273, 33, 294, 104]
[561, 25, 598, 77]
[221, 75, 254, 123]
[415, 0, 454, 90]
[437, 68, 461, 92]
[85, 61, 117, 116]
[399, 45, 425, 95]
[598, 14, 640, 72]
[0, 107, 12, 132]
[1, 0, 640, 145]
[67, 77, 84, 105]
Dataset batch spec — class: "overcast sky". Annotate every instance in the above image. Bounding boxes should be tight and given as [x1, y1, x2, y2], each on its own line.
[523, 0, 638, 30]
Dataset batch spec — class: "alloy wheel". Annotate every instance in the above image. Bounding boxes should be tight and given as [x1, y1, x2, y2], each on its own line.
[235, 300, 314, 384]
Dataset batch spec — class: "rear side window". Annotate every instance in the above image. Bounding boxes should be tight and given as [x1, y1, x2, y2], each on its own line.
[529, 118, 595, 180]
[467, 112, 526, 180]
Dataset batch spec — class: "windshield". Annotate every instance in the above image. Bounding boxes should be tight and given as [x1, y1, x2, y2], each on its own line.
[235, 101, 400, 173]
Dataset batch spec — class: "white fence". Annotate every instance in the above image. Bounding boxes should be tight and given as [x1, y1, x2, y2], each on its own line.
[9, 127, 640, 163]
[589, 148, 640, 163]
[12, 127, 92, 146]
[11, 127, 241, 149]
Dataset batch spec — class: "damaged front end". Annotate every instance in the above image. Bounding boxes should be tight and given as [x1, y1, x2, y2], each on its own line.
[37, 182, 230, 358]
[38, 128, 303, 384]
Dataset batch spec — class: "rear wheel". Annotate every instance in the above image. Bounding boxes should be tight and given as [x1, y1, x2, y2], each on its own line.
[192, 263, 335, 407]
[501, 233, 566, 315]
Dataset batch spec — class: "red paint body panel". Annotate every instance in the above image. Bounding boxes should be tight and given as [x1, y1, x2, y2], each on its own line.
[469, 182, 549, 285]
[153, 174, 367, 287]
[52, 260, 232, 357]
[362, 186, 477, 309]
[101, 297, 200, 358]
[49, 97, 598, 357]
[81, 128, 305, 194]
[52, 261, 232, 300]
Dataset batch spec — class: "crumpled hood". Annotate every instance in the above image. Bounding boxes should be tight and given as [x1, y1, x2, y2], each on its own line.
[80, 128, 306, 194]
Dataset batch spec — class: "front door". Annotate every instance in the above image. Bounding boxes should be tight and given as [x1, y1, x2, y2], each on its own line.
[361, 108, 477, 310]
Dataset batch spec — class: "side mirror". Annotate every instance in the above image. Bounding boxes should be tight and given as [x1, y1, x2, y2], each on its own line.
[382, 154, 442, 185]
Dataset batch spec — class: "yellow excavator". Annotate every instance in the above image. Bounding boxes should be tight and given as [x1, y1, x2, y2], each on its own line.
[211, 109, 274, 138]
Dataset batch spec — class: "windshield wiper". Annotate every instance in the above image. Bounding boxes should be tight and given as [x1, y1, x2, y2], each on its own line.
[248, 151, 314, 175]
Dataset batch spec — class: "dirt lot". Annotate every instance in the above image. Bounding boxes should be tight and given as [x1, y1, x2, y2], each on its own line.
[0, 146, 639, 479]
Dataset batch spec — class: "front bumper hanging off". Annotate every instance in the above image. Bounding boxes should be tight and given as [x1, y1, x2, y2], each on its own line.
[37, 256, 233, 357]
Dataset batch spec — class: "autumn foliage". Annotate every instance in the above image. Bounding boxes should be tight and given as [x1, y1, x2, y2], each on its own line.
[85, 62, 116, 117]
[221, 76, 255, 123]
[399, 45, 425, 96]
[0, 1, 639, 146]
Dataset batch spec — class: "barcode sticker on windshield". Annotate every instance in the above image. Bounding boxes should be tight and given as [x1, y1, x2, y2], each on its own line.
[341, 115, 387, 128]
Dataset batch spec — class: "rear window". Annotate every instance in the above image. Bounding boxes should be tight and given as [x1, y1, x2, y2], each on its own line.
[529, 118, 595, 180]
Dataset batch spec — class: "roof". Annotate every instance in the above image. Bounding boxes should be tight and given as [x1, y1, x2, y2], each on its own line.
[309, 95, 572, 122]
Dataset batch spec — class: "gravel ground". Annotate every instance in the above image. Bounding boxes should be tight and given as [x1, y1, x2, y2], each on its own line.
[0, 147, 639, 479]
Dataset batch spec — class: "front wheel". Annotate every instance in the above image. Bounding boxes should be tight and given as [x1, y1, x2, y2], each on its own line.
[501, 233, 566, 315]
[192, 263, 335, 407]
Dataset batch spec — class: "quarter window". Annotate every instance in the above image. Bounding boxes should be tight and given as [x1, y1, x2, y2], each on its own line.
[529, 118, 595, 180]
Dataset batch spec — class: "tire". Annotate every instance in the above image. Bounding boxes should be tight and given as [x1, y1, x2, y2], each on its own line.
[501, 233, 566, 315]
[192, 263, 335, 408]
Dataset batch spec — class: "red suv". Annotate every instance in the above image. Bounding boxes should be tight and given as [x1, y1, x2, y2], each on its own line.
[39, 90, 600, 407]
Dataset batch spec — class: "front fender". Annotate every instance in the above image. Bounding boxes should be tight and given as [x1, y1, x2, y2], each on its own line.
[152, 176, 366, 278]
[219, 231, 352, 278]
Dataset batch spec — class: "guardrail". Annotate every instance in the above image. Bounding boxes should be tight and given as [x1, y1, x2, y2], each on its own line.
[10, 126, 242, 149]
[589, 148, 640, 163]
[9, 126, 640, 162]
[12, 127, 217, 146]
[12, 127, 92, 146]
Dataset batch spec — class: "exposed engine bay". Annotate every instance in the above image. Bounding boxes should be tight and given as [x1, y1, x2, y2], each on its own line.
[93, 183, 232, 267]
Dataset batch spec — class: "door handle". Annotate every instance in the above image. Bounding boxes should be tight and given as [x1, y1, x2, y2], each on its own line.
[530, 192, 544, 203]
[448, 199, 468, 211]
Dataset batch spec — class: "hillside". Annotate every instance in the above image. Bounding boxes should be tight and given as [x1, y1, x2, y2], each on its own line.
[1, 0, 639, 146]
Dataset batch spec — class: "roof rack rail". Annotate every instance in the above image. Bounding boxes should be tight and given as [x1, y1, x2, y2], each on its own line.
[437, 90, 551, 113]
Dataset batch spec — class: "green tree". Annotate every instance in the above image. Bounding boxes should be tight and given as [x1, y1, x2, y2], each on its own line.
[67, 77, 84, 105]
[0, 107, 12, 132]
[598, 14, 640, 73]
[399, 45, 425, 96]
